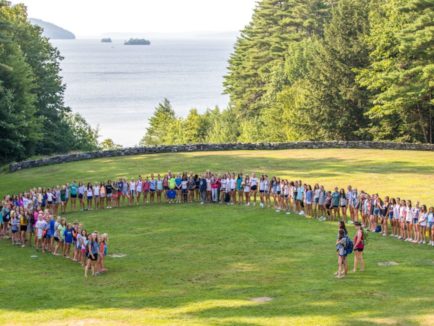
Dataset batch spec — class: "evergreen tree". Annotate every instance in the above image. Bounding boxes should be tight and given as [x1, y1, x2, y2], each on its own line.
[303, 0, 371, 140]
[141, 99, 176, 145]
[224, 0, 332, 119]
[357, 0, 434, 143]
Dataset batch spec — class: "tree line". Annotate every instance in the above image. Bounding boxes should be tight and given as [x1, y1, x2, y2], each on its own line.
[142, 0, 433, 145]
[0, 1, 98, 163]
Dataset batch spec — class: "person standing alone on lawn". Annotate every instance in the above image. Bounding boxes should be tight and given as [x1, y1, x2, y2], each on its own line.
[353, 222, 365, 272]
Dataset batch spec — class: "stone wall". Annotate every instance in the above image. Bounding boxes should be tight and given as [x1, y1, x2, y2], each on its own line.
[9, 141, 434, 172]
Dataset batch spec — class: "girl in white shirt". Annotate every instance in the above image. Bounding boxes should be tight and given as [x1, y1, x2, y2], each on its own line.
[418, 205, 428, 244]
[93, 183, 100, 209]
[243, 176, 251, 206]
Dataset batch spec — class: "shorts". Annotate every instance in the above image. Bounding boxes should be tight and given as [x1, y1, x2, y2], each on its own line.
[429, 222, 434, 229]
[314, 198, 319, 204]
[413, 218, 418, 224]
[333, 205, 339, 209]
[87, 196, 93, 200]
[130, 190, 135, 196]
[47, 201, 53, 205]
[251, 185, 257, 191]
[259, 190, 264, 193]
[277, 191, 281, 195]
[354, 248, 364, 252]
[373, 208, 380, 216]
[150, 189, 156, 192]
[107, 193, 112, 198]
[90, 253, 98, 261]
[78, 194, 83, 199]
[54, 236, 59, 242]
[20, 225, 27, 232]
[182, 189, 188, 194]
[12, 228, 18, 234]
[71, 194, 77, 198]
[306, 201, 312, 205]
[340, 205, 346, 208]
[65, 241, 72, 245]
[27, 224, 34, 233]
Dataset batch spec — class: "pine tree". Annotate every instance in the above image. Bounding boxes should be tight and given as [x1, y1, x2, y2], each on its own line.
[141, 99, 176, 145]
[357, 0, 434, 143]
[303, 0, 371, 140]
[224, 0, 332, 120]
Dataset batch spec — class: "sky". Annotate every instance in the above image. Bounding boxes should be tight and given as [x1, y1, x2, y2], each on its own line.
[13, 0, 257, 38]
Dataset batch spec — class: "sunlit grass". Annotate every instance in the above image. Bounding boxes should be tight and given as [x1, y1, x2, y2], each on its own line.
[1, 149, 434, 204]
[0, 205, 433, 325]
[1, 149, 434, 325]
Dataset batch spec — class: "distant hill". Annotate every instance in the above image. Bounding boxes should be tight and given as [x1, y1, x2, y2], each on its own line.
[29, 18, 75, 40]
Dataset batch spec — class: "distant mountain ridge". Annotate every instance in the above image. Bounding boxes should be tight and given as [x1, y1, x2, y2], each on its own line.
[30, 18, 75, 40]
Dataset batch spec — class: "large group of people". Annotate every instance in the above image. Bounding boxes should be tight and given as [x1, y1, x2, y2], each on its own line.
[0, 197, 109, 278]
[1, 171, 433, 277]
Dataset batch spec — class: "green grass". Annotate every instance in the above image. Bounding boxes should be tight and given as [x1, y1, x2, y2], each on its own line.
[1, 149, 434, 205]
[1, 149, 434, 325]
[1, 205, 433, 325]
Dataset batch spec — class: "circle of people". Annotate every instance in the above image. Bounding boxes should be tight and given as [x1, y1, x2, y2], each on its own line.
[2, 171, 434, 278]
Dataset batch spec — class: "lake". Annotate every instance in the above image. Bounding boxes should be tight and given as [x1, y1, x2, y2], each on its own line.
[52, 38, 234, 146]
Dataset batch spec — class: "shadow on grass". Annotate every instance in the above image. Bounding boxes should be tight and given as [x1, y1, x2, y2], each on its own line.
[0, 205, 434, 325]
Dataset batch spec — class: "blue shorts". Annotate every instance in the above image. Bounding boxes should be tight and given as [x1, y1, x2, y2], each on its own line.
[429, 222, 434, 229]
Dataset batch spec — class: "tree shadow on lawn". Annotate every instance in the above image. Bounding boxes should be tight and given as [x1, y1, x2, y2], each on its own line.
[1, 207, 434, 325]
[2, 152, 434, 198]
[1, 246, 433, 325]
[122, 153, 434, 178]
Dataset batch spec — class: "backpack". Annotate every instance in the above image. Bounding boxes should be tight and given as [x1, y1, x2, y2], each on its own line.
[345, 236, 354, 255]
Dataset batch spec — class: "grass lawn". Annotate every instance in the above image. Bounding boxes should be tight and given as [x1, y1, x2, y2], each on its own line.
[1, 149, 434, 325]
[0, 205, 434, 325]
[1, 149, 434, 205]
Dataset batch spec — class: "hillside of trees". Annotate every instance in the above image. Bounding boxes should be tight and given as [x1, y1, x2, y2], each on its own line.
[0, 1, 98, 163]
[29, 18, 76, 40]
[142, 0, 433, 145]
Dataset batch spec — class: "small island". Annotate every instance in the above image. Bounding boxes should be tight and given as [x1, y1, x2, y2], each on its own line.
[101, 38, 112, 43]
[124, 38, 151, 46]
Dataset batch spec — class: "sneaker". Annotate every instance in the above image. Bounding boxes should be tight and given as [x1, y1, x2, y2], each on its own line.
[286, 211, 291, 215]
